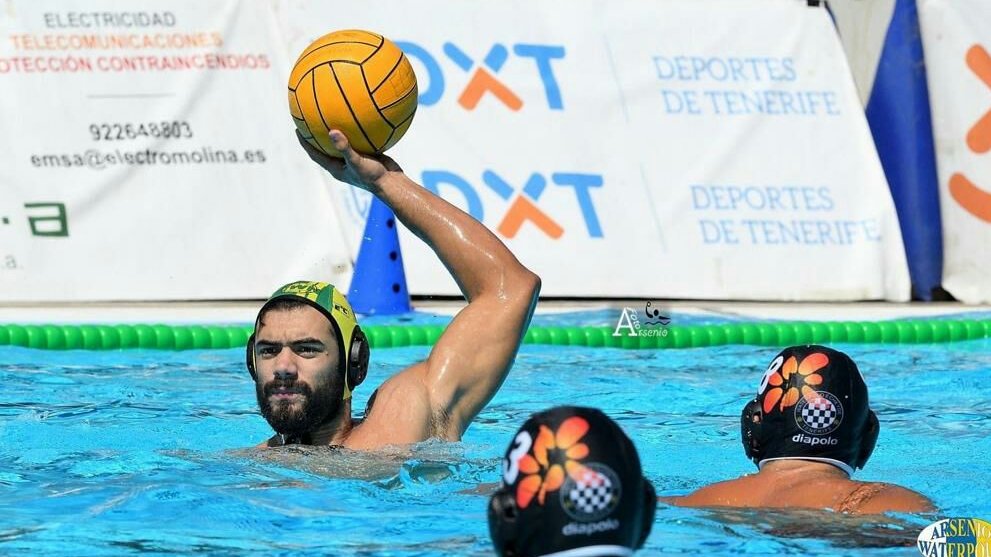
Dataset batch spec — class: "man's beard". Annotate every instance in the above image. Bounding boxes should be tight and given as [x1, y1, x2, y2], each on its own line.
[256, 377, 342, 438]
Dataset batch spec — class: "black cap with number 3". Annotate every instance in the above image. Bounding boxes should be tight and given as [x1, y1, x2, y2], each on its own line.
[488, 406, 655, 557]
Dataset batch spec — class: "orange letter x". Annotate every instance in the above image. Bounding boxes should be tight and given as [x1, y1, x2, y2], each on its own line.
[949, 45, 991, 222]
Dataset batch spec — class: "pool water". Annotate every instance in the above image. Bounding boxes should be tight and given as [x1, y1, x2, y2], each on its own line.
[1, 310, 989, 556]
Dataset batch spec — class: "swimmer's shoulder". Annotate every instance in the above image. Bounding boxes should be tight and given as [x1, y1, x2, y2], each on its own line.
[255, 435, 283, 448]
[345, 365, 438, 448]
[838, 482, 935, 515]
[662, 476, 760, 508]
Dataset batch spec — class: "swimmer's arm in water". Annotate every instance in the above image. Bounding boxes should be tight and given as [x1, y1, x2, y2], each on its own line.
[297, 131, 540, 442]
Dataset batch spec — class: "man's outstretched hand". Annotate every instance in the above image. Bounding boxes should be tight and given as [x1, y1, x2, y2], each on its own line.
[296, 130, 402, 194]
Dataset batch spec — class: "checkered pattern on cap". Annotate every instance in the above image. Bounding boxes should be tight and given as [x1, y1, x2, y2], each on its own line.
[801, 396, 838, 429]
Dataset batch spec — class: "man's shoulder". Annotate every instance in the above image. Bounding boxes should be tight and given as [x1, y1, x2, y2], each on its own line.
[364, 363, 431, 414]
[664, 476, 756, 507]
[843, 482, 935, 515]
[345, 363, 438, 448]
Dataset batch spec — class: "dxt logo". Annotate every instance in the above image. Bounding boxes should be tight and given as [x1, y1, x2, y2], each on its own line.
[421, 170, 603, 239]
[949, 44, 991, 223]
[397, 41, 565, 111]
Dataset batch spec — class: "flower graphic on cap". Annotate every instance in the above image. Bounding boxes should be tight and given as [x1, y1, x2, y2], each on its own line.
[516, 416, 591, 509]
[762, 352, 828, 414]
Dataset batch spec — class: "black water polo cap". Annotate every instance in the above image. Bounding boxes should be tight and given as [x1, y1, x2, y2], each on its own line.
[488, 406, 655, 557]
[741, 345, 879, 476]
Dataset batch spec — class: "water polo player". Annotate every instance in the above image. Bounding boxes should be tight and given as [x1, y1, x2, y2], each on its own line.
[246, 129, 540, 449]
[664, 345, 933, 514]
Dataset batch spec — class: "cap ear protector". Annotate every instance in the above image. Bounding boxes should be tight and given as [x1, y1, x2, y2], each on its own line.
[246, 333, 258, 381]
[347, 326, 369, 391]
[741, 397, 763, 464]
[853, 409, 879, 469]
[487, 488, 520, 557]
[636, 478, 657, 549]
[245, 281, 370, 399]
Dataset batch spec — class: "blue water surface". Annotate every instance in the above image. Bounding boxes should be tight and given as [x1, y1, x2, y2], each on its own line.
[1, 310, 989, 556]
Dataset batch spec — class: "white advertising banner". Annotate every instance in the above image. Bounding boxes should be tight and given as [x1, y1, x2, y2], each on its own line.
[0, 0, 353, 302]
[288, 0, 909, 300]
[1, 0, 911, 303]
[919, 1, 991, 303]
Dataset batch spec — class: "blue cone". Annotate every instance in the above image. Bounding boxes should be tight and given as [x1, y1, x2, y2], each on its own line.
[348, 196, 412, 315]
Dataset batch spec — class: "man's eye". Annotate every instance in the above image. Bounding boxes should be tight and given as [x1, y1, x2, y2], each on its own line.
[295, 346, 319, 355]
[258, 346, 280, 356]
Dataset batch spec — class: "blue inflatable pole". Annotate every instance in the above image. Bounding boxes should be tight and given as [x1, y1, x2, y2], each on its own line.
[348, 196, 412, 315]
[864, 0, 943, 300]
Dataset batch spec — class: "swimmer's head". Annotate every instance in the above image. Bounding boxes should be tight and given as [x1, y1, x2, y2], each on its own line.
[488, 406, 655, 557]
[247, 281, 369, 399]
[741, 345, 879, 476]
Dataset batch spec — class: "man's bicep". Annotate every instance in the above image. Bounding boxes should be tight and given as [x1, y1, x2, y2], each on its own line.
[424, 278, 538, 435]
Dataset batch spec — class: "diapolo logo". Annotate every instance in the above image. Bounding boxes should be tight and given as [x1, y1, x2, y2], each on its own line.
[917, 518, 991, 557]
[397, 41, 566, 111]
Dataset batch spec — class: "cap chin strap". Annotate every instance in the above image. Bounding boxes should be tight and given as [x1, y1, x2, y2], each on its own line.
[273, 432, 313, 446]
[538, 547, 634, 557]
[758, 456, 854, 477]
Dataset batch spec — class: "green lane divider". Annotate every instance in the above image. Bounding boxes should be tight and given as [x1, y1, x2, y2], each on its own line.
[0, 319, 989, 351]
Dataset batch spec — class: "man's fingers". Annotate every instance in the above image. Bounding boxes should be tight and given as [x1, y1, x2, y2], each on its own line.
[328, 129, 363, 166]
[295, 130, 325, 158]
[296, 130, 345, 171]
[328, 129, 349, 152]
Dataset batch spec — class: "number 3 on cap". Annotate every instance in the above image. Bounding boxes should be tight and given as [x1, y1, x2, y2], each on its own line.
[758, 355, 785, 395]
[502, 431, 533, 485]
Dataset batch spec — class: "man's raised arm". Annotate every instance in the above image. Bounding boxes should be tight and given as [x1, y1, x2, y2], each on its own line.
[298, 130, 540, 439]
